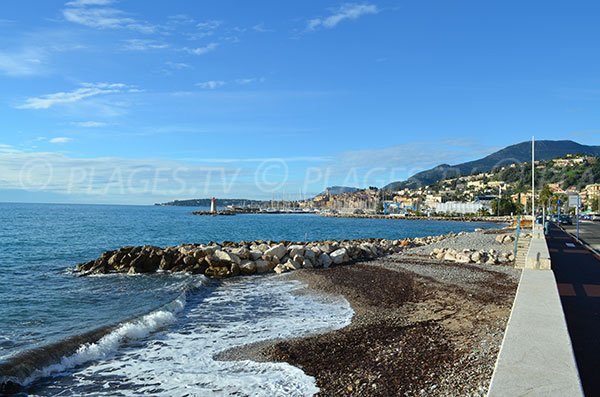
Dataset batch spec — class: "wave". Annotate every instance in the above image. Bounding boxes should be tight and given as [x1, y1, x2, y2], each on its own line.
[0, 277, 207, 389]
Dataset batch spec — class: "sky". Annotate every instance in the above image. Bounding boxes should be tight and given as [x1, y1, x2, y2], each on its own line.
[1, 0, 600, 204]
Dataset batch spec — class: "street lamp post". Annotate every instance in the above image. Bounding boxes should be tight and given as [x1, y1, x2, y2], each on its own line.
[532, 136, 535, 231]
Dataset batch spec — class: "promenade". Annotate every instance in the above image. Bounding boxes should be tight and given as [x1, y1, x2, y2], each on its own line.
[563, 220, 600, 253]
[548, 223, 600, 396]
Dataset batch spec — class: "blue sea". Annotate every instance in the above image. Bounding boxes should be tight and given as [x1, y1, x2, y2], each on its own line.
[0, 203, 500, 396]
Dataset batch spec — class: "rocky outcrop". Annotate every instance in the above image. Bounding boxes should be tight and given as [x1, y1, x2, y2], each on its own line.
[76, 233, 460, 278]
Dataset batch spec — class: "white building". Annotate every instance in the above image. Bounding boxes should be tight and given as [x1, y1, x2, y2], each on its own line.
[434, 201, 485, 215]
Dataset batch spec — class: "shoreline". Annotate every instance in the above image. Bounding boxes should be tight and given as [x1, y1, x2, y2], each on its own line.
[320, 213, 514, 223]
[218, 235, 520, 396]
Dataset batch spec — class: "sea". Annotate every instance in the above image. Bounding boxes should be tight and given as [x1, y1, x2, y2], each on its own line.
[0, 202, 501, 396]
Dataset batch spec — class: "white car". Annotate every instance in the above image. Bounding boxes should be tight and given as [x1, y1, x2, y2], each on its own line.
[592, 214, 600, 222]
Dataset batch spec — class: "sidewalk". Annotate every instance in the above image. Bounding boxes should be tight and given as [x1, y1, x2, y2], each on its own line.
[548, 223, 600, 396]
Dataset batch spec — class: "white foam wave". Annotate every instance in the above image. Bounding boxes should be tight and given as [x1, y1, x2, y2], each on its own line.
[52, 276, 353, 396]
[22, 293, 186, 385]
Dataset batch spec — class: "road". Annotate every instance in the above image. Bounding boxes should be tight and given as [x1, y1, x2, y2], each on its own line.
[563, 220, 600, 253]
[548, 223, 600, 396]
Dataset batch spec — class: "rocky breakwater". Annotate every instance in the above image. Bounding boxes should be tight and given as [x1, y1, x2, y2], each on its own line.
[76, 234, 458, 278]
[428, 233, 523, 265]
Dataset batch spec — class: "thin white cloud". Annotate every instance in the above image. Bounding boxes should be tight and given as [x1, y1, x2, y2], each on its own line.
[197, 20, 222, 30]
[196, 80, 226, 90]
[195, 78, 264, 90]
[122, 39, 169, 51]
[66, 0, 114, 5]
[167, 14, 195, 26]
[307, 3, 379, 30]
[0, 144, 20, 154]
[186, 20, 223, 40]
[63, 3, 156, 33]
[165, 61, 191, 70]
[0, 150, 247, 203]
[0, 48, 46, 77]
[184, 43, 218, 55]
[252, 23, 272, 33]
[16, 82, 134, 110]
[72, 121, 107, 128]
[49, 137, 73, 144]
[235, 77, 265, 85]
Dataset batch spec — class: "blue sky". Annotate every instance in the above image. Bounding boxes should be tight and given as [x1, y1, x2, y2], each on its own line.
[1, 0, 600, 204]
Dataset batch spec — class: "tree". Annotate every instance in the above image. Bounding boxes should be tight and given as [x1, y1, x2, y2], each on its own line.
[539, 184, 553, 208]
[491, 198, 518, 216]
[591, 196, 599, 212]
[477, 207, 491, 216]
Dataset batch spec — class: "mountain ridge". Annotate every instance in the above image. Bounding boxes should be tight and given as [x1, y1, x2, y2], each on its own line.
[383, 140, 600, 190]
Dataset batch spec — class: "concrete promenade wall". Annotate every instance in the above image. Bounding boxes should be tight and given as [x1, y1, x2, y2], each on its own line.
[487, 230, 582, 396]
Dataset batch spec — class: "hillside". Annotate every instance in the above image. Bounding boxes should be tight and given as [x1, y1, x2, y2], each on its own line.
[384, 140, 600, 190]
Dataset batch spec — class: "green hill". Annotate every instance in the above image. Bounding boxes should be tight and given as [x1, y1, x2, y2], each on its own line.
[384, 140, 600, 190]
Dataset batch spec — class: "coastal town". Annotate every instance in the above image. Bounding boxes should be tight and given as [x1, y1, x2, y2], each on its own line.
[182, 153, 600, 219]
[300, 154, 600, 217]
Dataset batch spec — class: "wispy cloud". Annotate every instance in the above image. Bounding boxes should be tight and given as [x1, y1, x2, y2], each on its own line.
[122, 39, 169, 51]
[16, 82, 135, 110]
[235, 77, 265, 85]
[252, 23, 273, 33]
[196, 80, 226, 90]
[166, 14, 195, 26]
[0, 47, 46, 77]
[185, 19, 223, 40]
[197, 20, 222, 31]
[63, 1, 157, 33]
[49, 137, 73, 144]
[307, 3, 379, 31]
[166, 61, 191, 69]
[0, 149, 249, 203]
[72, 121, 107, 128]
[65, 0, 114, 6]
[0, 144, 20, 154]
[195, 78, 264, 90]
[184, 43, 218, 55]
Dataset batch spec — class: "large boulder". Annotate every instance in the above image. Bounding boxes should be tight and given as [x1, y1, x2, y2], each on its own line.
[285, 256, 302, 270]
[318, 253, 332, 268]
[205, 266, 230, 278]
[254, 243, 270, 253]
[231, 247, 250, 260]
[249, 250, 263, 260]
[317, 244, 334, 254]
[264, 243, 287, 261]
[129, 252, 160, 273]
[330, 248, 349, 265]
[303, 248, 316, 264]
[273, 264, 288, 274]
[240, 260, 257, 275]
[206, 250, 236, 267]
[255, 260, 273, 274]
[443, 250, 457, 262]
[190, 259, 209, 274]
[183, 255, 196, 267]
[288, 245, 305, 258]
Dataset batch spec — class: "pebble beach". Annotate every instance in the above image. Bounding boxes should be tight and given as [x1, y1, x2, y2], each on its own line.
[218, 229, 521, 396]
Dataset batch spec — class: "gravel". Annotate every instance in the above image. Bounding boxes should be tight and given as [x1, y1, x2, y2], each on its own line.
[402, 229, 515, 256]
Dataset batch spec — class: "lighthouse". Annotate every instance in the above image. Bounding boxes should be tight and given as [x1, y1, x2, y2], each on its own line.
[210, 197, 217, 214]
